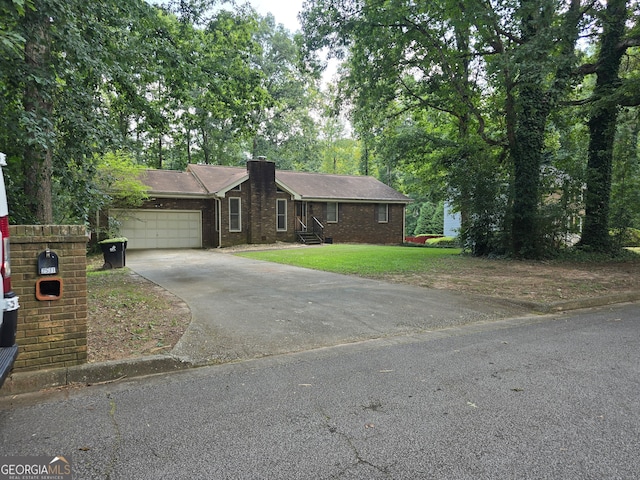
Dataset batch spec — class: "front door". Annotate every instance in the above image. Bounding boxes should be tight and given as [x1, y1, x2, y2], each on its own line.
[295, 202, 307, 231]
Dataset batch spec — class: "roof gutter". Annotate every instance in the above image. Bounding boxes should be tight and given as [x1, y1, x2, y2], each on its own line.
[300, 197, 413, 204]
[147, 192, 209, 199]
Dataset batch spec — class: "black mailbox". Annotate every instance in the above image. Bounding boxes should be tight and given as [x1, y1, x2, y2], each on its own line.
[37, 249, 59, 275]
[36, 249, 63, 300]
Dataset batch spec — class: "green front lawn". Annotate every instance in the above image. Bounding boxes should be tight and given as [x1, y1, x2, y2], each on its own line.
[235, 244, 462, 276]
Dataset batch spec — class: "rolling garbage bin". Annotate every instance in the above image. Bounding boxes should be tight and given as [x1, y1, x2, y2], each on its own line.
[99, 238, 127, 269]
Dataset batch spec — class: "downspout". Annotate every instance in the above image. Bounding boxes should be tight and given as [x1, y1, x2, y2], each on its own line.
[216, 197, 222, 248]
[402, 204, 407, 243]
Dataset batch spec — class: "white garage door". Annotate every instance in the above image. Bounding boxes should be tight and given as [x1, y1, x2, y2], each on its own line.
[113, 209, 202, 249]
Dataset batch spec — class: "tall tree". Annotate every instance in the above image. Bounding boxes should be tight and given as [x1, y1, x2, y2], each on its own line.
[246, 14, 322, 170]
[1, 0, 159, 224]
[580, 0, 640, 251]
[505, 0, 582, 256]
[21, 2, 54, 223]
[0, 0, 277, 225]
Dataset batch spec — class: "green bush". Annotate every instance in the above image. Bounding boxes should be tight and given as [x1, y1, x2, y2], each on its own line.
[425, 236, 459, 248]
[612, 228, 640, 247]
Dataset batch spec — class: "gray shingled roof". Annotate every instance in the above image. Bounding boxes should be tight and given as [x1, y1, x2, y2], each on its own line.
[187, 164, 248, 194]
[276, 170, 411, 203]
[139, 170, 207, 196]
[140, 164, 411, 203]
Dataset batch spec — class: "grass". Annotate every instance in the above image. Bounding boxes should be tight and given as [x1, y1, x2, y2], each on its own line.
[235, 244, 462, 276]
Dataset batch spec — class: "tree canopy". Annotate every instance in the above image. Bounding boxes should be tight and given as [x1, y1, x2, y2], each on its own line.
[300, 0, 640, 257]
[0, 0, 329, 225]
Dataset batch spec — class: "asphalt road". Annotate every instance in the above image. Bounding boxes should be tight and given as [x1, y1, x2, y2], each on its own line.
[1, 302, 638, 479]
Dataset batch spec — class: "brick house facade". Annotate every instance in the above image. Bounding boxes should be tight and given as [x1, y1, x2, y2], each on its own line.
[112, 159, 411, 249]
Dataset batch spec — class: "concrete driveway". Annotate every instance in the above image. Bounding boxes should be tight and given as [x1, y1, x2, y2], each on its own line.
[127, 249, 530, 365]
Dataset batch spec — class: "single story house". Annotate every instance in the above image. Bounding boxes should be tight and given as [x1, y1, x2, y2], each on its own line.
[111, 158, 412, 249]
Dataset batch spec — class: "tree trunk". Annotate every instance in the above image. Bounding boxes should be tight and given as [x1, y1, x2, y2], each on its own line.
[186, 127, 192, 164]
[157, 134, 163, 169]
[511, 85, 547, 258]
[580, 0, 627, 251]
[23, 7, 54, 224]
[509, 1, 550, 258]
[508, 0, 581, 258]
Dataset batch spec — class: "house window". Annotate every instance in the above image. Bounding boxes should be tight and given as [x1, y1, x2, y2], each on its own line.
[276, 199, 287, 231]
[229, 198, 241, 232]
[377, 204, 389, 223]
[327, 202, 338, 223]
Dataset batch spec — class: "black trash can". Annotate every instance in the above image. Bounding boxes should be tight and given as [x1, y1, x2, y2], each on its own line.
[99, 238, 127, 269]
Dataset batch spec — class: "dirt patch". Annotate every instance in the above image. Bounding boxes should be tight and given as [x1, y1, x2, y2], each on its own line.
[376, 255, 640, 304]
[87, 257, 190, 363]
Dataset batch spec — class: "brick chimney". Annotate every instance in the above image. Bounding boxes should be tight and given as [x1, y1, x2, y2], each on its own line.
[246, 157, 276, 243]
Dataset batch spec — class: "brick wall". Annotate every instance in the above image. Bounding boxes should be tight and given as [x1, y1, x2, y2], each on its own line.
[9, 225, 89, 372]
[220, 186, 251, 247]
[310, 202, 406, 244]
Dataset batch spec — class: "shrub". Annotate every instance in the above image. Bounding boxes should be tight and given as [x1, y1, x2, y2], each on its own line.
[612, 227, 640, 247]
[425, 236, 459, 248]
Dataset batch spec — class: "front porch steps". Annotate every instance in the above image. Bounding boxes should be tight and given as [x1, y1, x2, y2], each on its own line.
[296, 231, 323, 245]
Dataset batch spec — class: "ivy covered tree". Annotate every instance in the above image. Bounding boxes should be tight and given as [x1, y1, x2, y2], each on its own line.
[579, 0, 640, 251]
[0, 0, 162, 224]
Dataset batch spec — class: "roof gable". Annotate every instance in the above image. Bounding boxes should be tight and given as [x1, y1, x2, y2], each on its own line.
[139, 170, 207, 197]
[187, 164, 248, 195]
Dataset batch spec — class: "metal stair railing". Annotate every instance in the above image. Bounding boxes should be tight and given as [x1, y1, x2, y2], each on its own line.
[311, 217, 325, 243]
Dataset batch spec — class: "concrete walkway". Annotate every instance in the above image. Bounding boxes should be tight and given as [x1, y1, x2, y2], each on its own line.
[126, 249, 530, 365]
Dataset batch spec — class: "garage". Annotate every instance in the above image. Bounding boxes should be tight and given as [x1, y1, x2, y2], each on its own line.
[112, 209, 202, 249]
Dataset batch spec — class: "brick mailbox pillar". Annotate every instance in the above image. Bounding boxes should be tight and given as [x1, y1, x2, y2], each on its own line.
[9, 225, 89, 372]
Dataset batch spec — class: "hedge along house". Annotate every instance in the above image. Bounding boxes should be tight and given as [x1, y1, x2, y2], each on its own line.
[111, 158, 412, 249]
